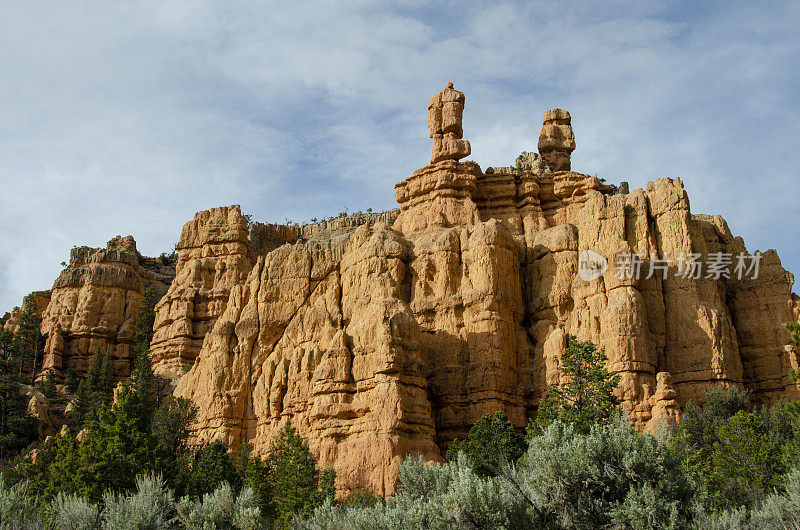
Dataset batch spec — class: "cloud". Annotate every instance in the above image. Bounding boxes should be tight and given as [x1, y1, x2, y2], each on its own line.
[1, 0, 799, 311]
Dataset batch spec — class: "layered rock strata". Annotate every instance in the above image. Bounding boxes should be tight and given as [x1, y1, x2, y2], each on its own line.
[161, 87, 799, 495]
[537, 108, 575, 172]
[150, 206, 252, 381]
[151, 208, 401, 381]
[39, 236, 174, 381]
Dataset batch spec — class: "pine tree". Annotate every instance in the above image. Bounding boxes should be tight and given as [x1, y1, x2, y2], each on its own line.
[68, 348, 113, 432]
[535, 335, 621, 434]
[152, 395, 197, 495]
[267, 422, 335, 526]
[0, 329, 37, 460]
[446, 411, 526, 477]
[186, 440, 241, 500]
[132, 287, 166, 408]
[12, 294, 42, 382]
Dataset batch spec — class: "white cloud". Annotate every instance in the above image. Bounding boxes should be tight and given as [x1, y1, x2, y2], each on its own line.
[1, 0, 799, 310]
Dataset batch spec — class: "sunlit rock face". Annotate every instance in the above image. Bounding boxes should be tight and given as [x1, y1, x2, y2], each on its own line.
[39, 236, 174, 381]
[157, 85, 800, 495]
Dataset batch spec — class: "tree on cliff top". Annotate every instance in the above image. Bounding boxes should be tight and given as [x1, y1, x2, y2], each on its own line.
[535, 335, 621, 434]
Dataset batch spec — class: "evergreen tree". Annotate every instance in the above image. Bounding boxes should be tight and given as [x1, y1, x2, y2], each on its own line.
[787, 321, 800, 344]
[38, 369, 58, 401]
[186, 440, 241, 500]
[11, 294, 43, 382]
[267, 422, 335, 526]
[132, 287, 167, 409]
[152, 395, 197, 495]
[128, 351, 156, 425]
[133, 287, 158, 358]
[0, 329, 37, 460]
[68, 348, 113, 432]
[535, 335, 621, 434]
[64, 369, 81, 394]
[446, 411, 526, 477]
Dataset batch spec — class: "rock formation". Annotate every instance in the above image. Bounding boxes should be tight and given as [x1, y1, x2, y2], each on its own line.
[9, 83, 798, 496]
[150, 207, 400, 382]
[149, 206, 252, 382]
[38, 236, 174, 381]
[2, 291, 51, 334]
[538, 108, 575, 172]
[428, 82, 471, 164]
[161, 85, 800, 495]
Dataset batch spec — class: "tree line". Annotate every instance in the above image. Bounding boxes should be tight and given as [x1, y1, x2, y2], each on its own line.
[3, 288, 800, 528]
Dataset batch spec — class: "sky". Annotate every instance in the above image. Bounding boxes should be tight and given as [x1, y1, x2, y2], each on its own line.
[1, 0, 799, 311]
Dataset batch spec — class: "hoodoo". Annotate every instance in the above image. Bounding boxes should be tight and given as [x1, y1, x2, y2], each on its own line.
[13, 84, 800, 496]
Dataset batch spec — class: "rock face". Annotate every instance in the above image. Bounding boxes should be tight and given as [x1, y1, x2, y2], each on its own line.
[39, 236, 174, 381]
[159, 85, 800, 495]
[151, 207, 400, 382]
[150, 206, 253, 381]
[2, 291, 51, 334]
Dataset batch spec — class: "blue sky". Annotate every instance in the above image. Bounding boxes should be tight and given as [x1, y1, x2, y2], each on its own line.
[1, 0, 799, 311]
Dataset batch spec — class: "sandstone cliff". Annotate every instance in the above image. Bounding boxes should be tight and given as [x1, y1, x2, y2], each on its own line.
[150, 207, 400, 383]
[10, 82, 797, 496]
[39, 236, 174, 381]
[164, 83, 800, 494]
[2, 290, 51, 334]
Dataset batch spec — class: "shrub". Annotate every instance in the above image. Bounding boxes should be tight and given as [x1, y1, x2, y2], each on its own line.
[101, 473, 176, 530]
[177, 482, 261, 530]
[502, 419, 698, 528]
[299, 453, 522, 530]
[0, 474, 44, 529]
[49, 492, 101, 530]
[669, 385, 800, 512]
[445, 411, 525, 477]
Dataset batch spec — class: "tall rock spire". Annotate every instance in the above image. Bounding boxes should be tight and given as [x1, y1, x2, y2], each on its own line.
[538, 108, 575, 172]
[427, 82, 471, 164]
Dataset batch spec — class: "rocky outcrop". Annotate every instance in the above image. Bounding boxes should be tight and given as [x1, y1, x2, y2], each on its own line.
[151, 207, 401, 382]
[150, 206, 252, 381]
[2, 291, 51, 334]
[39, 236, 174, 381]
[165, 84, 799, 496]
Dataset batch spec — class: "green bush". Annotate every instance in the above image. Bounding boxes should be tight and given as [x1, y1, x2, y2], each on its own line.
[445, 411, 525, 477]
[669, 385, 800, 512]
[177, 482, 261, 530]
[49, 491, 101, 530]
[0, 473, 44, 529]
[505, 419, 698, 528]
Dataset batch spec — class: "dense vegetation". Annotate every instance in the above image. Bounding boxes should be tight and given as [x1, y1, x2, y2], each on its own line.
[2, 302, 800, 528]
